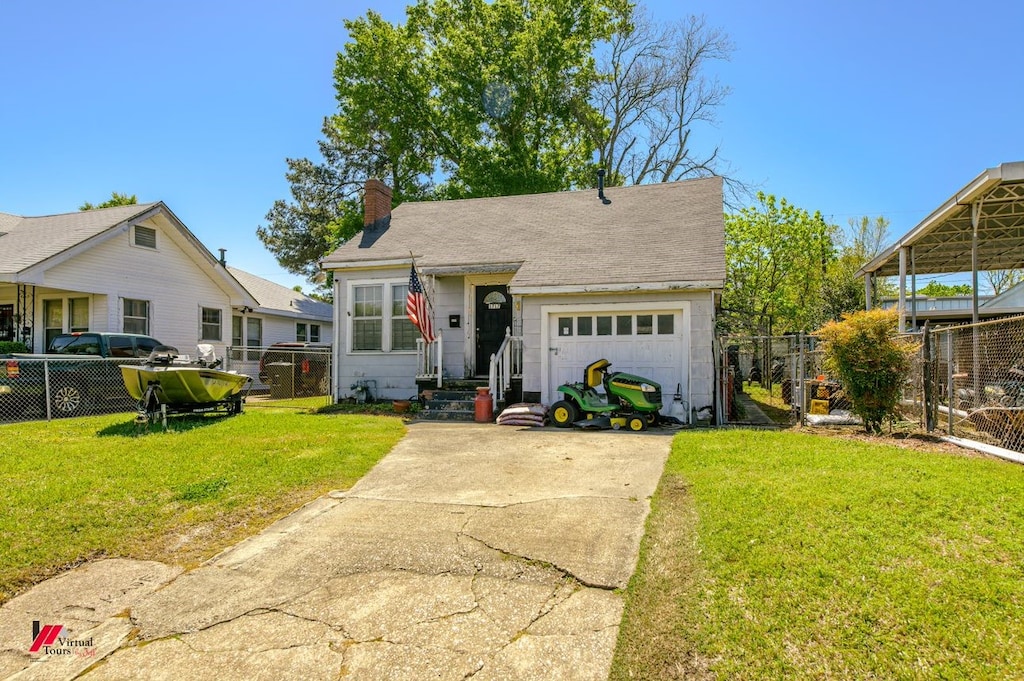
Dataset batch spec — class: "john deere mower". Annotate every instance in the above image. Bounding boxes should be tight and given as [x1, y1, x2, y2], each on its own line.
[550, 358, 662, 431]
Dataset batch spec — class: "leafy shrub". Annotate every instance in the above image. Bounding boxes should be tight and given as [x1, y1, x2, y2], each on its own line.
[0, 341, 29, 355]
[816, 309, 918, 434]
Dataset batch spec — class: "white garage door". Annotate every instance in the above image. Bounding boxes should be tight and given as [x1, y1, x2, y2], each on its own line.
[547, 310, 685, 409]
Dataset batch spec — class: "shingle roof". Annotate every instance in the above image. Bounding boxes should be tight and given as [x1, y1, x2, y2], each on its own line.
[0, 203, 159, 275]
[321, 177, 725, 289]
[228, 266, 333, 320]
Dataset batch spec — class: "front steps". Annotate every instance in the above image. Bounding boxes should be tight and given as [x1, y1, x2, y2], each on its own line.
[415, 378, 521, 422]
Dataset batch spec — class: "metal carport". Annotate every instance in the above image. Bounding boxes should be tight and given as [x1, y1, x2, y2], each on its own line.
[857, 162, 1024, 329]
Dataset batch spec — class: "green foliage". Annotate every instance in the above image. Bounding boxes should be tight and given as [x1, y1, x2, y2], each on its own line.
[817, 309, 918, 434]
[262, 0, 733, 286]
[79, 192, 138, 211]
[722, 192, 836, 335]
[918, 280, 972, 297]
[0, 341, 29, 355]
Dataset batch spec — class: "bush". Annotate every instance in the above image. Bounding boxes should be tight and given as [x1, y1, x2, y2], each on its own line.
[816, 309, 918, 434]
[0, 341, 29, 355]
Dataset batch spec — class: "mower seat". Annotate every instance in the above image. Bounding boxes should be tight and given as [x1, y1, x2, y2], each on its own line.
[585, 359, 611, 388]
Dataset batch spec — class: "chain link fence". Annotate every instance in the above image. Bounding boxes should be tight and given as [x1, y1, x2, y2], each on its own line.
[224, 346, 332, 401]
[918, 316, 1024, 451]
[725, 315, 1024, 453]
[0, 356, 147, 423]
[1, 345, 334, 424]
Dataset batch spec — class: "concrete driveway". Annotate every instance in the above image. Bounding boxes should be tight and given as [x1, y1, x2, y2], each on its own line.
[1, 422, 671, 680]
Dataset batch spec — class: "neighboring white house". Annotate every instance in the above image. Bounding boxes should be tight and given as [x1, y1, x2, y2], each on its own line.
[227, 266, 333, 348]
[0, 202, 330, 357]
[321, 177, 725, 414]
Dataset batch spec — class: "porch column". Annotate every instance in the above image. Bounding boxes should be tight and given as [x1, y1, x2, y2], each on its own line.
[864, 274, 873, 311]
[898, 246, 908, 332]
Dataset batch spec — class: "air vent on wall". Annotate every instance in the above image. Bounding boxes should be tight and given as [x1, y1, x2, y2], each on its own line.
[134, 225, 157, 249]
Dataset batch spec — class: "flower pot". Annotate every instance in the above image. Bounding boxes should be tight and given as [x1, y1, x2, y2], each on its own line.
[392, 399, 412, 414]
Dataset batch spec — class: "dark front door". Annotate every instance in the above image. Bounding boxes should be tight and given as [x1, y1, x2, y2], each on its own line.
[475, 285, 512, 375]
[0, 304, 13, 342]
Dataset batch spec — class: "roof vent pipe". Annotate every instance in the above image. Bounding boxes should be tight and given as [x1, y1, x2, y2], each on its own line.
[218, 248, 227, 266]
[597, 169, 611, 205]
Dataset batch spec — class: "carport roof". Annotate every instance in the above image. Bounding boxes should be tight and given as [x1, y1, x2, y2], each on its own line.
[857, 162, 1024, 278]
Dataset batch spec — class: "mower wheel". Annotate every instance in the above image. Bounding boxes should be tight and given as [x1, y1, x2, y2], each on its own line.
[645, 411, 659, 426]
[626, 414, 648, 432]
[550, 400, 579, 428]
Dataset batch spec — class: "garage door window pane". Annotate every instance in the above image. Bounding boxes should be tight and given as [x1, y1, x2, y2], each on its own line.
[637, 315, 653, 335]
[577, 316, 592, 336]
[657, 314, 674, 334]
[597, 316, 612, 335]
[617, 315, 632, 335]
[558, 317, 573, 336]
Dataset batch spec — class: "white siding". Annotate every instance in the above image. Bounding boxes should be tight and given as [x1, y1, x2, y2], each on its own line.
[38, 218, 233, 355]
[521, 290, 716, 409]
[333, 267, 421, 401]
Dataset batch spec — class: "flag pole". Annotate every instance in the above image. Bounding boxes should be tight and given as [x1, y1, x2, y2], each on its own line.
[409, 251, 434, 316]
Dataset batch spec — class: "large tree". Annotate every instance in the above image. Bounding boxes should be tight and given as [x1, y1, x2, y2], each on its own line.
[722, 192, 835, 337]
[260, 0, 738, 288]
[593, 9, 733, 190]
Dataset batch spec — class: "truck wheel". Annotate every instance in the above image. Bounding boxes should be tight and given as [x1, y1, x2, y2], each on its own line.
[550, 400, 579, 428]
[52, 384, 88, 417]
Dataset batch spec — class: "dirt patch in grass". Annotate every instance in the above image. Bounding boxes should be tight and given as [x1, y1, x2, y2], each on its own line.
[610, 475, 714, 680]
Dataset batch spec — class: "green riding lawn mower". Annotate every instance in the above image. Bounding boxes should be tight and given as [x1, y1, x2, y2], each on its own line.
[550, 358, 664, 431]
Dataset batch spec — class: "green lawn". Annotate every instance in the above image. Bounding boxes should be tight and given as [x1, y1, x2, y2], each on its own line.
[0, 407, 404, 602]
[613, 429, 1024, 679]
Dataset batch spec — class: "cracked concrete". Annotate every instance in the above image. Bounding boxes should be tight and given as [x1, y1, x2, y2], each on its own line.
[1, 422, 670, 680]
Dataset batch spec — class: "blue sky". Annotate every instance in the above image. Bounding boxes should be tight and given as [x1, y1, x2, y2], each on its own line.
[2, 0, 1022, 291]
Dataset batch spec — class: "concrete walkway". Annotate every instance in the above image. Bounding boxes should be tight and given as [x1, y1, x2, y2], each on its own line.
[1, 423, 671, 680]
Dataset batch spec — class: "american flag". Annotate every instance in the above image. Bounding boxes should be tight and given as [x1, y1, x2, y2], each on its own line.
[406, 263, 435, 343]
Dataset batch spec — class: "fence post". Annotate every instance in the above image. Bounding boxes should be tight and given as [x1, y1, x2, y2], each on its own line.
[946, 330, 955, 436]
[922, 323, 932, 432]
[43, 358, 52, 421]
[797, 332, 805, 426]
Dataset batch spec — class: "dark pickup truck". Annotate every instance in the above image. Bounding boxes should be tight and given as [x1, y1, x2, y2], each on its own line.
[0, 332, 163, 420]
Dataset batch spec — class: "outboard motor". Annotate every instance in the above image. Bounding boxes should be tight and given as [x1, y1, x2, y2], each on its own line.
[147, 345, 179, 366]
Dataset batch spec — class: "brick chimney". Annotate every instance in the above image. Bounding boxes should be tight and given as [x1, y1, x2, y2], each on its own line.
[364, 178, 393, 227]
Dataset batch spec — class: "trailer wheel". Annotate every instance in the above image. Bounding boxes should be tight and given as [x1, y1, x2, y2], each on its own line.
[550, 400, 578, 428]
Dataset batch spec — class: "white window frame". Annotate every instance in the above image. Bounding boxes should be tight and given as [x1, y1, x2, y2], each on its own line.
[122, 298, 151, 335]
[200, 306, 222, 341]
[310, 323, 320, 343]
[296, 322, 308, 342]
[347, 279, 417, 354]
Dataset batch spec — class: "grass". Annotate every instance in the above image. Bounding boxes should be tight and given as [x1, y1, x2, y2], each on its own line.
[0, 406, 405, 602]
[612, 429, 1024, 680]
[742, 382, 793, 424]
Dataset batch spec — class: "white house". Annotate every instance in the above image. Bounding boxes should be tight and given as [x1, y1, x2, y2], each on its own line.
[321, 177, 725, 415]
[0, 202, 330, 357]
